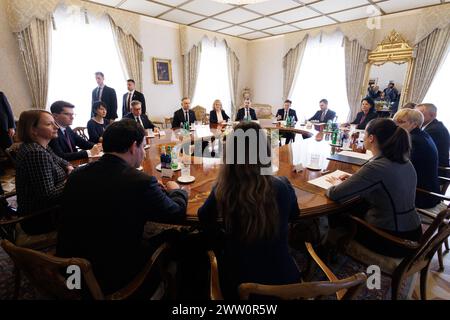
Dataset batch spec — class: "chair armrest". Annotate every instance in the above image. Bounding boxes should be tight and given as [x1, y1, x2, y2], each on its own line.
[438, 176, 450, 183]
[305, 242, 346, 300]
[0, 191, 17, 202]
[349, 215, 420, 250]
[416, 188, 450, 202]
[107, 242, 170, 300]
[0, 205, 59, 226]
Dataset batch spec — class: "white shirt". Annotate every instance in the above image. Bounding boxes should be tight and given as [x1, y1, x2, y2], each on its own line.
[216, 110, 223, 123]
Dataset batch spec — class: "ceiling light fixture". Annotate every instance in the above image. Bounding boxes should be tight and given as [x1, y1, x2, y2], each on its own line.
[211, 0, 269, 5]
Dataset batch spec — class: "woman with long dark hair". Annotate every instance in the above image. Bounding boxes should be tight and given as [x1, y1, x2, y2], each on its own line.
[350, 97, 378, 130]
[326, 118, 422, 257]
[198, 121, 301, 297]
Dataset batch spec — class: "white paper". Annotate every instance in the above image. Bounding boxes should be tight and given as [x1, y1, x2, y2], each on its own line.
[308, 170, 352, 190]
[338, 150, 373, 160]
[161, 168, 173, 178]
[159, 130, 166, 136]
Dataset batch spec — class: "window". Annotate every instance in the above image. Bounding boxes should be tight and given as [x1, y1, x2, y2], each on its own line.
[191, 38, 232, 117]
[290, 32, 348, 123]
[423, 45, 450, 130]
[47, 5, 126, 128]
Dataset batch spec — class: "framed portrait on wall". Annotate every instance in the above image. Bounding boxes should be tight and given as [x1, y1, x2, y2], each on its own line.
[152, 58, 173, 84]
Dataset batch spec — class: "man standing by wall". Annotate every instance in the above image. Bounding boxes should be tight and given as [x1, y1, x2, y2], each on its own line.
[92, 72, 118, 121]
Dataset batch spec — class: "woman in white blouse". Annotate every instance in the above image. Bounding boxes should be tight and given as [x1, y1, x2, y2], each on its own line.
[209, 99, 230, 124]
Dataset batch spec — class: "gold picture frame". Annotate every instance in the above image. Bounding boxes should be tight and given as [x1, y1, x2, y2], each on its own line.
[152, 58, 173, 84]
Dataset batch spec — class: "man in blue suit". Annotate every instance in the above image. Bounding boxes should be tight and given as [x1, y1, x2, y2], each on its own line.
[309, 99, 336, 123]
[91, 72, 118, 121]
[49, 101, 101, 161]
[235, 98, 257, 121]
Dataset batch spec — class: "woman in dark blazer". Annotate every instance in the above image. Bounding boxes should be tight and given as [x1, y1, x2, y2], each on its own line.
[16, 110, 72, 234]
[351, 97, 378, 129]
[87, 101, 110, 143]
[198, 121, 301, 298]
[209, 99, 230, 124]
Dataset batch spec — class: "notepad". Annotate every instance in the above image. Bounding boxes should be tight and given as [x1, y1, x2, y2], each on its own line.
[308, 170, 352, 190]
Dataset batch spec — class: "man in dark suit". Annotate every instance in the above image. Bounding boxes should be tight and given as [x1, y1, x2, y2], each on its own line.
[235, 98, 257, 121]
[124, 100, 157, 131]
[122, 79, 146, 116]
[0, 92, 15, 151]
[49, 101, 101, 161]
[172, 97, 196, 128]
[56, 119, 188, 295]
[309, 99, 336, 123]
[276, 99, 298, 144]
[416, 103, 450, 177]
[91, 72, 118, 121]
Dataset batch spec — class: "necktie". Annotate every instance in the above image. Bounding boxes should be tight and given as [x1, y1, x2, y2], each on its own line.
[127, 93, 132, 113]
[320, 110, 326, 122]
[136, 116, 143, 127]
[284, 109, 288, 120]
[246, 109, 249, 120]
[64, 130, 73, 152]
[185, 111, 189, 123]
[96, 87, 101, 100]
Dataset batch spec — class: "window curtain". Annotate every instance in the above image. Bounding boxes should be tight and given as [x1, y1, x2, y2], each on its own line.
[406, 25, 450, 103]
[282, 35, 308, 101]
[344, 37, 368, 122]
[183, 44, 202, 99]
[109, 16, 143, 91]
[226, 44, 239, 120]
[16, 17, 51, 109]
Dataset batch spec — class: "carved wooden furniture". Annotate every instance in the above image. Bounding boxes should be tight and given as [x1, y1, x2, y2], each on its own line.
[1, 239, 172, 300]
[192, 105, 208, 124]
[344, 208, 450, 300]
[73, 127, 89, 141]
[252, 103, 273, 119]
[207, 247, 367, 300]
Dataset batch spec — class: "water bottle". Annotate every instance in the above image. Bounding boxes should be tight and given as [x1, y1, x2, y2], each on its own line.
[166, 146, 172, 168]
[160, 146, 166, 169]
[171, 146, 178, 170]
[331, 129, 338, 145]
[327, 120, 332, 131]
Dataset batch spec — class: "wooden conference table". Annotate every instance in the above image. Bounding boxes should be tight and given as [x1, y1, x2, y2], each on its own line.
[74, 119, 364, 222]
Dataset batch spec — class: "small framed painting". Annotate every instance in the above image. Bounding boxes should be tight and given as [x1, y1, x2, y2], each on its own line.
[152, 58, 173, 84]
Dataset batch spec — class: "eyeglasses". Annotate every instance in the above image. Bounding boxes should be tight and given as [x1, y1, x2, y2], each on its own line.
[61, 112, 75, 117]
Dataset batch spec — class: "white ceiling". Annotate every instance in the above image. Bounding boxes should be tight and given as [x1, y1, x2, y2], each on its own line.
[87, 0, 446, 40]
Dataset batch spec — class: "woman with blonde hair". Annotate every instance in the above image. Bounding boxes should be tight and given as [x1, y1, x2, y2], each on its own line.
[209, 99, 230, 124]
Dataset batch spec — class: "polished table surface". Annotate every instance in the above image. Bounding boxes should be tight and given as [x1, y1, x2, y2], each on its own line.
[76, 119, 364, 222]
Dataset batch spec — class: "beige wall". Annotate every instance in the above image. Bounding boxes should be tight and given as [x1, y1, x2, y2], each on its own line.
[0, 0, 32, 118]
[139, 17, 183, 121]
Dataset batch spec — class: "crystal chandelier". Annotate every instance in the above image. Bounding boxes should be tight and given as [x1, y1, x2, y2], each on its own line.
[212, 0, 269, 5]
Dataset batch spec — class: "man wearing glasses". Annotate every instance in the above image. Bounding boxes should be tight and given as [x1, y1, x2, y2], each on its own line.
[49, 101, 102, 161]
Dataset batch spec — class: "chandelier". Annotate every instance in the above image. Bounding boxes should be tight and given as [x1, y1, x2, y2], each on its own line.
[212, 0, 269, 5]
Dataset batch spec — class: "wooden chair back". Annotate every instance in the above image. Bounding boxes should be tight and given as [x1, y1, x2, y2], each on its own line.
[1, 240, 172, 300]
[399, 208, 450, 279]
[207, 250, 366, 300]
[4, 142, 22, 168]
[1, 239, 103, 299]
[73, 127, 89, 141]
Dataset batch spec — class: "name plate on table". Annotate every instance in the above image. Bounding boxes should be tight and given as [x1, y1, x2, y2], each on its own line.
[161, 168, 173, 178]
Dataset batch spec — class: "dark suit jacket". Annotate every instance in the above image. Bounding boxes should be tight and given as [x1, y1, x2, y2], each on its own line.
[91, 85, 118, 120]
[276, 108, 298, 122]
[124, 113, 155, 130]
[56, 154, 188, 294]
[198, 176, 301, 298]
[235, 107, 257, 121]
[351, 111, 378, 130]
[122, 90, 146, 116]
[309, 109, 336, 123]
[424, 119, 450, 170]
[0, 92, 15, 150]
[410, 128, 441, 209]
[172, 108, 196, 128]
[49, 127, 94, 161]
[209, 110, 230, 124]
[0, 92, 15, 132]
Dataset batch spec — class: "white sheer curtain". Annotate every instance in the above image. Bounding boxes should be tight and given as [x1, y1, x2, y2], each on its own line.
[47, 5, 126, 128]
[191, 38, 232, 117]
[290, 32, 348, 123]
[423, 45, 450, 130]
